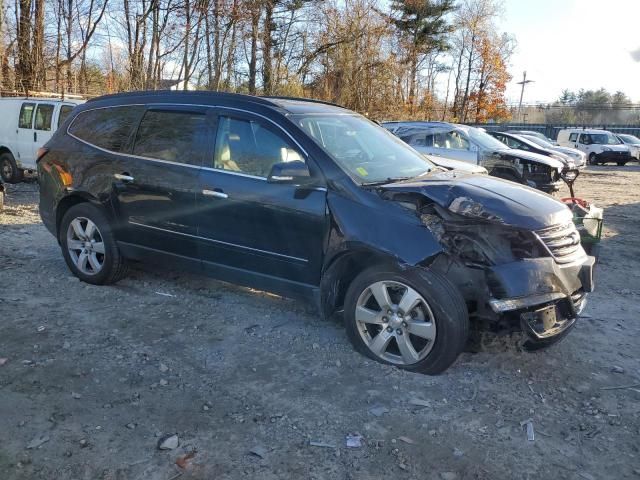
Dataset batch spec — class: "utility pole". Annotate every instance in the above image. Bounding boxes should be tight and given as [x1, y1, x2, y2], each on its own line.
[517, 71, 535, 122]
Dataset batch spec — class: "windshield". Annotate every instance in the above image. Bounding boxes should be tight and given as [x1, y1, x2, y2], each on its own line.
[291, 114, 435, 184]
[467, 127, 509, 151]
[619, 134, 640, 145]
[590, 133, 621, 145]
[522, 135, 553, 148]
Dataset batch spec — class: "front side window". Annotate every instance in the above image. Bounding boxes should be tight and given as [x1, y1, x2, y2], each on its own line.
[213, 116, 304, 178]
[18, 103, 35, 129]
[34, 104, 54, 131]
[133, 110, 208, 165]
[292, 113, 435, 184]
[69, 106, 144, 153]
[58, 105, 74, 129]
[590, 133, 622, 145]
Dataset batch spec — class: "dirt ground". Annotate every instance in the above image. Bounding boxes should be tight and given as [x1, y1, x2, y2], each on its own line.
[0, 167, 639, 480]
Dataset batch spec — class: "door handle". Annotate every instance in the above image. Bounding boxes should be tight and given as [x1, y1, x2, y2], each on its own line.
[114, 173, 135, 182]
[34, 132, 37, 142]
[202, 189, 228, 199]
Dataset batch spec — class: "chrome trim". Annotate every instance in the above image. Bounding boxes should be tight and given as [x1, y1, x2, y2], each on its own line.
[202, 189, 228, 199]
[114, 173, 134, 182]
[489, 292, 566, 313]
[128, 221, 308, 263]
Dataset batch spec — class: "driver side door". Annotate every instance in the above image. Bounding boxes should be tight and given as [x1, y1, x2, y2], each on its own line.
[196, 109, 327, 290]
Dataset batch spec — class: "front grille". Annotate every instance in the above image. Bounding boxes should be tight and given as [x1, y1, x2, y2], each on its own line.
[535, 222, 584, 264]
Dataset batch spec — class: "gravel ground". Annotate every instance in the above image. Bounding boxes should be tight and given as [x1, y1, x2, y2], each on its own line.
[0, 168, 639, 480]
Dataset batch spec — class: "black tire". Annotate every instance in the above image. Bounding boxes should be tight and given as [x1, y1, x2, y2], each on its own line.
[343, 265, 469, 375]
[0, 152, 23, 183]
[59, 203, 129, 285]
[588, 153, 597, 165]
[616, 161, 625, 166]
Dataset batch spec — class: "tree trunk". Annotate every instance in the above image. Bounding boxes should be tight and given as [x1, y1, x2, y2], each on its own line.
[262, 0, 273, 95]
[33, 0, 44, 89]
[248, 3, 259, 94]
[17, 0, 32, 92]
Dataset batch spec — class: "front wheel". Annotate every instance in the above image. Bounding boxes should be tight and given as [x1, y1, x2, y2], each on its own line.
[343, 266, 469, 375]
[59, 203, 129, 285]
[616, 161, 626, 166]
[0, 152, 23, 183]
[588, 153, 597, 165]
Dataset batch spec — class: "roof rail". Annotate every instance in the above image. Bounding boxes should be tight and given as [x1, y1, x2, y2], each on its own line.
[86, 89, 278, 106]
[262, 96, 344, 108]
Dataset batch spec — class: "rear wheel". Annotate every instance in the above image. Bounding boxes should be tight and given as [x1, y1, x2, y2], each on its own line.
[59, 203, 129, 284]
[616, 161, 626, 166]
[344, 266, 469, 375]
[0, 152, 23, 183]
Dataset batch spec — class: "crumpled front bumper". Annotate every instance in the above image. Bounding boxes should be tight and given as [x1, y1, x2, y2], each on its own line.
[485, 255, 595, 343]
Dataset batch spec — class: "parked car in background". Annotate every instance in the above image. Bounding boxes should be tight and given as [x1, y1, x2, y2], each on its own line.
[506, 129, 558, 145]
[557, 128, 633, 166]
[615, 133, 640, 160]
[488, 131, 576, 170]
[0, 97, 84, 183]
[518, 134, 587, 168]
[38, 91, 594, 374]
[426, 155, 487, 174]
[383, 121, 565, 193]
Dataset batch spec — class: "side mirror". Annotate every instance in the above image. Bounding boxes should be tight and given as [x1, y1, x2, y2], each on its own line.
[267, 160, 311, 184]
[470, 143, 479, 152]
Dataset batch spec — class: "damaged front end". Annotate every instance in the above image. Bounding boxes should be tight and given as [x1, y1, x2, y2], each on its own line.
[379, 175, 595, 348]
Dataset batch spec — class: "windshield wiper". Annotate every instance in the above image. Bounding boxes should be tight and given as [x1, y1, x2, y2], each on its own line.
[361, 176, 413, 187]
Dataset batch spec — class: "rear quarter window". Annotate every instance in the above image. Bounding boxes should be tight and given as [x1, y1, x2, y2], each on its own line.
[69, 106, 144, 153]
[568, 133, 578, 142]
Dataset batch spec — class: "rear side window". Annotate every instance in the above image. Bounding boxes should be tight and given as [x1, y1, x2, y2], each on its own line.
[18, 103, 35, 129]
[58, 105, 74, 129]
[69, 106, 144, 153]
[133, 110, 208, 165]
[568, 133, 578, 142]
[34, 104, 54, 131]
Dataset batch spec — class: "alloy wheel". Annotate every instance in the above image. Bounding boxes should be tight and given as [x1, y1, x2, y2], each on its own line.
[355, 281, 436, 365]
[66, 217, 106, 275]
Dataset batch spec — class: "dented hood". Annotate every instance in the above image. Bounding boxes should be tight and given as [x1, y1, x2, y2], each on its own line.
[380, 170, 572, 230]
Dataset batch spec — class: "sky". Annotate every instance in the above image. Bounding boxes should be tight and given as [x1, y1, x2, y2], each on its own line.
[501, 0, 640, 104]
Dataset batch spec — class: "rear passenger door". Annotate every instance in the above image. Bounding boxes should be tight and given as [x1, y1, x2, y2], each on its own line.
[113, 106, 212, 260]
[196, 109, 327, 287]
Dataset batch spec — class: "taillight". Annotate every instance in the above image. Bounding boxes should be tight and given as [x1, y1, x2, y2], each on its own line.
[36, 147, 49, 162]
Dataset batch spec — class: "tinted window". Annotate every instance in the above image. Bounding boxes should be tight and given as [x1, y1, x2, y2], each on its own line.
[58, 105, 74, 129]
[69, 106, 144, 153]
[579, 134, 591, 144]
[19, 103, 35, 129]
[429, 131, 469, 150]
[34, 104, 54, 131]
[213, 116, 304, 178]
[568, 133, 578, 142]
[133, 110, 208, 165]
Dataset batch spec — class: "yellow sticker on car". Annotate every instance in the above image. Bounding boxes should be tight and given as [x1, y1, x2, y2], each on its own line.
[356, 167, 368, 176]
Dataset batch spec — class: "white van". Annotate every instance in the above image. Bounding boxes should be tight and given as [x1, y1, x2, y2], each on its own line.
[557, 128, 633, 166]
[0, 97, 84, 182]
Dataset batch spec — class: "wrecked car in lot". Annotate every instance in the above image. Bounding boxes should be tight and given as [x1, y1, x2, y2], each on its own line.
[383, 121, 566, 193]
[37, 92, 595, 374]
